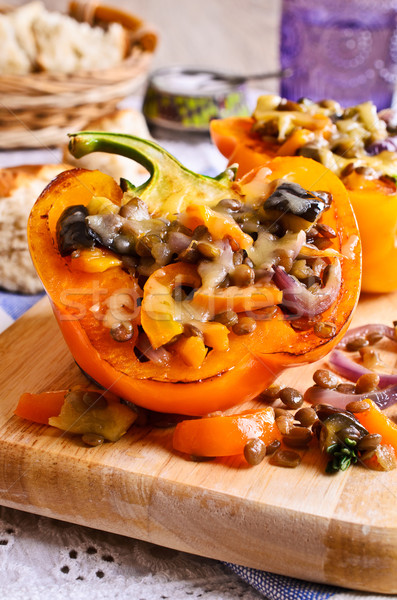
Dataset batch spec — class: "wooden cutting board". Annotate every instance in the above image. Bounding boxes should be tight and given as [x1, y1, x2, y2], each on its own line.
[0, 293, 396, 594]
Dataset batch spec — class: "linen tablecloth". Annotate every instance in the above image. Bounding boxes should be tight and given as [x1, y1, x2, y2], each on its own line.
[0, 132, 392, 600]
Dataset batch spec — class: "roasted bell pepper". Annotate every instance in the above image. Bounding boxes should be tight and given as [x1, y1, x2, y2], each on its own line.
[28, 132, 360, 416]
[173, 406, 280, 457]
[210, 101, 397, 293]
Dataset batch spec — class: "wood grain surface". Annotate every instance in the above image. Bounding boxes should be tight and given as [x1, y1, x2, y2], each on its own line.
[0, 293, 396, 593]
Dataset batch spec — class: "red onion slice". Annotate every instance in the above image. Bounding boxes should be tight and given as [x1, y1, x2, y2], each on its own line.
[304, 383, 397, 410]
[273, 259, 341, 318]
[337, 324, 396, 349]
[135, 332, 171, 365]
[329, 349, 397, 388]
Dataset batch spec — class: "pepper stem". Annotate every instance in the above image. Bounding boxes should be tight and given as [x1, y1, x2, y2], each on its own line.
[68, 132, 239, 216]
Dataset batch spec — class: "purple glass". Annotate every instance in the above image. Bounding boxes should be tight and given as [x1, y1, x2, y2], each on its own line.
[280, 0, 397, 109]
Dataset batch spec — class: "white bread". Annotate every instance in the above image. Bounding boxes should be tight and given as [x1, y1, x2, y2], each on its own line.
[0, 164, 70, 294]
[0, 2, 127, 76]
[33, 11, 127, 74]
[0, 14, 31, 75]
[8, 1, 45, 68]
[63, 108, 151, 185]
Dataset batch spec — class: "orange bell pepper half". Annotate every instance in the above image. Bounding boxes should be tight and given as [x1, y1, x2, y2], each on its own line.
[27, 133, 360, 416]
[173, 406, 280, 457]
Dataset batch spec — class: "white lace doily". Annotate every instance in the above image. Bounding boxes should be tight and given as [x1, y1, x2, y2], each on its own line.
[0, 505, 262, 599]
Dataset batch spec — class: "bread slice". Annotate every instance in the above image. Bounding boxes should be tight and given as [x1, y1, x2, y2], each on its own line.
[0, 164, 70, 294]
[33, 11, 128, 74]
[63, 108, 151, 185]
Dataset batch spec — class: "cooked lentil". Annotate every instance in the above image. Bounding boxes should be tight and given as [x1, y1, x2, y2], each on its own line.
[269, 449, 301, 468]
[244, 438, 267, 465]
[279, 387, 303, 409]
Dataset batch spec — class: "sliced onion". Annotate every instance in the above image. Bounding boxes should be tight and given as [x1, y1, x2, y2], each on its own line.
[329, 349, 397, 389]
[304, 383, 397, 410]
[366, 136, 397, 155]
[273, 259, 341, 317]
[135, 332, 171, 365]
[337, 324, 396, 349]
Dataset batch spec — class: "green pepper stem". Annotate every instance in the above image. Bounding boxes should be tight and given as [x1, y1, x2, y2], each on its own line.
[68, 132, 238, 216]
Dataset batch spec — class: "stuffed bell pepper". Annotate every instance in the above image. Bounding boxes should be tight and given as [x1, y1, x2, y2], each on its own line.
[211, 95, 397, 293]
[27, 132, 361, 416]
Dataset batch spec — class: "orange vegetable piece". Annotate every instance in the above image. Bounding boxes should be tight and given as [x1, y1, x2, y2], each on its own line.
[70, 248, 122, 273]
[14, 388, 119, 425]
[352, 399, 397, 454]
[173, 406, 280, 457]
[141, 262, 201, 349]
[172, 335, 208, 368]
[15, 391, 67, 425]
[276, 128, 315, 157]
[192, 282, 282, 314]
[181, 204, 253, 250]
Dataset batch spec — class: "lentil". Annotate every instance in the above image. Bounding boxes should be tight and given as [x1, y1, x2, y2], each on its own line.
[213, 310, 238, 328]
[283, 426, 313, 448]
[337, 382, 356, 394]
[259, 385, 282, 401]
[366, 331, 383, 345]
[82, 433, 105, 447]
[232, 316, 257, 336]
[269, 449, 301, 468]
[355, 372, 379, 394]
[110, 322, 134, 342]
[357, 433, 382, 452]
[359, 347, 381, 370]
[346, 399, 371, 413]
[265, 439, 281, 456]
[295, 407, 317, 428]
[274, 407, 294, 420]
[183, 323, 204, 339]
[316, 223, 337, 239]
[313, 369, 339, 389]
[231, 264, 255, 287]
[244, 438, 267, 465]
[217, 198, 242, 211]
[346, 337, 369, 352]
[82, 392, 107, 410]
[197, 241, 221, 259]
[279, 387, 303, 409]
[275, 414, 293, 435]
[314, 321, 337, 339]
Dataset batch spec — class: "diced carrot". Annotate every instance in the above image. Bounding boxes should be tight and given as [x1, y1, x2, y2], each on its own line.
[173, 406, 280, 457]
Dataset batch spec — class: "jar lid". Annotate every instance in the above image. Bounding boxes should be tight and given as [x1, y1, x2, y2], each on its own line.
[142, 66, 250, 132]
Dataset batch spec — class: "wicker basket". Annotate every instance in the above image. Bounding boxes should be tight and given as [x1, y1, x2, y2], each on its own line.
[0, 2, 158, 149]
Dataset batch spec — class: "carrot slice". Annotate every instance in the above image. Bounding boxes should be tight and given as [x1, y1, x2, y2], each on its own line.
[173, 406, 280, 457]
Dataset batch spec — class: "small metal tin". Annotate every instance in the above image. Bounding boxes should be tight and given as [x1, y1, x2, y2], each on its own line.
[143, 66, 250, 133]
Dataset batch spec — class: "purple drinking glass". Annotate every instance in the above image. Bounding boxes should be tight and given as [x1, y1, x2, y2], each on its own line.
[280, 0, 397, 109]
